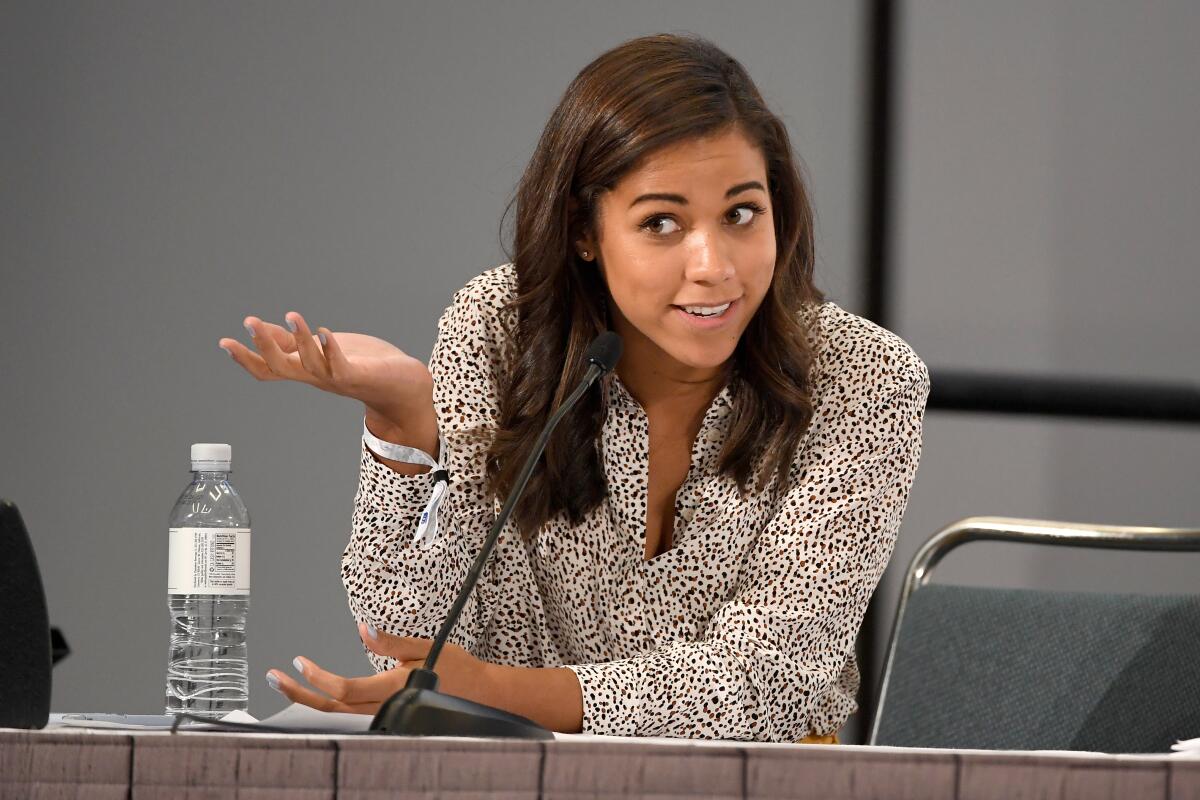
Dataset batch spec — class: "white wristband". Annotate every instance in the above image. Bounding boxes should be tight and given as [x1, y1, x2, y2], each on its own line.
[362, 418, 441, 466]
[362, 418, 448, 550]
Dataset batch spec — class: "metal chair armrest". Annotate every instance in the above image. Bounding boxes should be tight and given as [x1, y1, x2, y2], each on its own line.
[907, 516, 1200, 595]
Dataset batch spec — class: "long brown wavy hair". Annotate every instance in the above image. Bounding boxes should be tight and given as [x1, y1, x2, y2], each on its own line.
[489, 33, 825, 537]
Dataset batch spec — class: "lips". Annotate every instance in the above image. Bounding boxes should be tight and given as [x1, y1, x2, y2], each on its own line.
[678, 301, 732, 318]
[674, 298, 738, 315]
[672, 298, 739, 328]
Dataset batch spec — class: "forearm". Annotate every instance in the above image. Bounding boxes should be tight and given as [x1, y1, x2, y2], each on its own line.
[487, 664, 584, 733]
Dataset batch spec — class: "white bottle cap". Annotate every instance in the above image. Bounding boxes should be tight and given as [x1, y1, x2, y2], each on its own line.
[191, 443, 232, 470]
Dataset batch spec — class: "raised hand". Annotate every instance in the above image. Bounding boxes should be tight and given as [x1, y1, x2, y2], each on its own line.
[219, 312, 435, 439]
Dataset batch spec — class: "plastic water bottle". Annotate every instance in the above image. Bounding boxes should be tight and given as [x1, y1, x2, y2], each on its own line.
[165, 443, 251, 718]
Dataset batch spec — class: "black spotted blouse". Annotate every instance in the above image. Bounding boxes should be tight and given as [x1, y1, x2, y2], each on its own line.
[341, 264, 929, 742]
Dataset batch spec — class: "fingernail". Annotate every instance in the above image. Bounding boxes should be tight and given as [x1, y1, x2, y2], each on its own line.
[244, 323, 256, 338]
[292, 656, 304, 675]
[219, 345, 233, 358]
[286, 318, 297, 333]
[318, 331, 328, 347]
[366, 624, 378, 639]
[266, 672, 281, 692]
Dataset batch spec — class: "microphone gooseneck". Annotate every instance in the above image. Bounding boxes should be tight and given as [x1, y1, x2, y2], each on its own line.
[368, 332, 622, 737]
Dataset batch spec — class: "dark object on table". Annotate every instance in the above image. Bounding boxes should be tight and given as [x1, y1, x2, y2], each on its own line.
[0, 500, 52, 730]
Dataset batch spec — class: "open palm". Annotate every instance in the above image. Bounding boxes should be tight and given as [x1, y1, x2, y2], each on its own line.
[219, 312, 432, 422]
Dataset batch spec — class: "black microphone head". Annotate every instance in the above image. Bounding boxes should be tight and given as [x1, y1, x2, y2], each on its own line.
[585, 331, 623, 374]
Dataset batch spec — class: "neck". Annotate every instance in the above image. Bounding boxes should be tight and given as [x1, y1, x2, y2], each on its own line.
[615, 342, 731, 415]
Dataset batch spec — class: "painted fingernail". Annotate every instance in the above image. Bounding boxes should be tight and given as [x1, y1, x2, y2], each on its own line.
[244, 323, 256, 338]
[292, 657, 304, 675]
[219, 345, 233, 358]
[366, 624, 379, 639]
[318, 331, 328, 347]
[286, 318, 297, 333]
[266, 672, 281, 692]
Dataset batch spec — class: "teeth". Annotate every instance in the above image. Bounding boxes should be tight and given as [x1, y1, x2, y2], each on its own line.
[683, 302, 731, 317]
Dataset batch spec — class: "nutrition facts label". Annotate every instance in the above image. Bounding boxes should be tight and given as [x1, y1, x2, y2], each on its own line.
[168, 527, 250, 595]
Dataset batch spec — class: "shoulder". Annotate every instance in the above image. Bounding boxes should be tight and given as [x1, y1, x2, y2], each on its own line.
[801, 300, 930, 410]
[448, 263, 518, 311]
[771, 302, 929, 487]
[437, 263, 519, 346]
[429, 264, 520, 387]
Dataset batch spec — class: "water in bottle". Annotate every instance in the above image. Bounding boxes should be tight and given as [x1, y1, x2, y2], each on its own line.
[165, 443, 251, 718]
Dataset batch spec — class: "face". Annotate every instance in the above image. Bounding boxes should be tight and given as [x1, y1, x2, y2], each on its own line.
[579, 126, 776, 381]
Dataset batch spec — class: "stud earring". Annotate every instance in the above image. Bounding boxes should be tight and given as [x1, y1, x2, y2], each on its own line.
[581, 250, 590, 260]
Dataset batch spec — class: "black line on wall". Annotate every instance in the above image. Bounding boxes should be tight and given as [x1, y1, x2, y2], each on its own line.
[862, 0, 896, 331]
[856, 0, 898, 742]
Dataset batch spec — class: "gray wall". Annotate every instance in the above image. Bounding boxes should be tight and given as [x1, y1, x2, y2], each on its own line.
[1, 2, 865, 720]
[875, 0, 1200, 689]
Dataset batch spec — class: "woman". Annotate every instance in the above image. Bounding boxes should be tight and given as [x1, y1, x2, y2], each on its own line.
[220, 33, 928, 742]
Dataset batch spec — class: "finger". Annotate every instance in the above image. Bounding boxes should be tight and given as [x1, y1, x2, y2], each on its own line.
[285, 312, 332, 382]
[244, 318, 299, 354]
[218, 338, 282, 382]
[359, 623, 435, 662]
[292, 656, 408, 706]
[316, 327, 351, 383]
[244, 316, 311, 382]
[266, 669, 377, 715]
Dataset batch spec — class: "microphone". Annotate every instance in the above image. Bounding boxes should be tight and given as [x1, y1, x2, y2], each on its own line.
[584, 330, 623, 374]
[370, 331, 622, 738]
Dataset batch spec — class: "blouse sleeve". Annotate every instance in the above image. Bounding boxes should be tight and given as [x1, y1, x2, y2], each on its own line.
[340, 278, 509, 671]
[563, 362, 930, 741]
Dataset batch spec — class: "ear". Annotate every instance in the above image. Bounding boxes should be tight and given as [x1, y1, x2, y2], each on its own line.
[567, 196, 598, 262]
[575, 238, 596, 262]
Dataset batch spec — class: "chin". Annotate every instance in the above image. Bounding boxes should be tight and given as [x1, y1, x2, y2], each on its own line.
[662, 339, 739, 372]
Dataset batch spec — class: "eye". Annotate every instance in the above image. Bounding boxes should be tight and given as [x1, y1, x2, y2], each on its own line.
[639, 215, 681, 236]
[728, 202, 767, 226]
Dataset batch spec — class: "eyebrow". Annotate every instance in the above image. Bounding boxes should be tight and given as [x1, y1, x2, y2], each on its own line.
[628, 181, 767, 209]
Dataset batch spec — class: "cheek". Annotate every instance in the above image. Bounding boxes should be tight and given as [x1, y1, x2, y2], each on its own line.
[744, 239, 777, 298]
[605, 256, 674, 311]
[760, 221, 778, 268]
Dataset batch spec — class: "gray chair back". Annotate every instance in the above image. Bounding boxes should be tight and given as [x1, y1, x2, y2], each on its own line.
[870, 516, 1200, 753]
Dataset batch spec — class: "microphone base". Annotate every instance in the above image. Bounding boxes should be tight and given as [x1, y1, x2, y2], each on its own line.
[369, 671, 553, 739]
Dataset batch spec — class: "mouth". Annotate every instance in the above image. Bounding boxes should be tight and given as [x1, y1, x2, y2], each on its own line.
[672, 298, 739, 327]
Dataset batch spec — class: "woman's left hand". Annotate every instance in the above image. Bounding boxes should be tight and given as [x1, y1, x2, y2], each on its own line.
[266, 623, 500, 715]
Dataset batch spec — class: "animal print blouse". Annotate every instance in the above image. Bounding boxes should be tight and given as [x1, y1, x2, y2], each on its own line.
[341, 264, 929, 742]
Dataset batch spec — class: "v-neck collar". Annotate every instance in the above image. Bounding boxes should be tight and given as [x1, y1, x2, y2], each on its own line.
[599, 371, 738, 563]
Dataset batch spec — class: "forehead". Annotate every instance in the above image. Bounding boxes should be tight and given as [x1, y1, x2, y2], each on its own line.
[613, 127, 767, 195]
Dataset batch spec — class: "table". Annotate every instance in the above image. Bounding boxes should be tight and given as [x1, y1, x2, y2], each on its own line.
[2, 728, 1197, 799]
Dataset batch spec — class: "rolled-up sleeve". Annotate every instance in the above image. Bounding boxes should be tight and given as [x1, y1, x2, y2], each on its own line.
[565, 364, 930, 741]
[341, 443, 488, 666]
[340, 274, 512, 671]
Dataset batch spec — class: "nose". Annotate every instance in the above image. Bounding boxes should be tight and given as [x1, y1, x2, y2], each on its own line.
[683, 230, 735, 285]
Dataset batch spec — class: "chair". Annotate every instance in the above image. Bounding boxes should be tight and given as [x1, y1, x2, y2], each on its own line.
[869, 516, 1200, 753]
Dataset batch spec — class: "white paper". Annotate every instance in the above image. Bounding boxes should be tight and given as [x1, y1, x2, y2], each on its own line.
[47, 706, 372, 734]
[1173, 736, 1200, 752]
[258, 703, 373, 733]
[49, 710, 258, 730]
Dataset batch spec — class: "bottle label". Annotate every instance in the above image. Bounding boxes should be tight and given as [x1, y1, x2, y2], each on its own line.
[168, 527, 251, 595]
